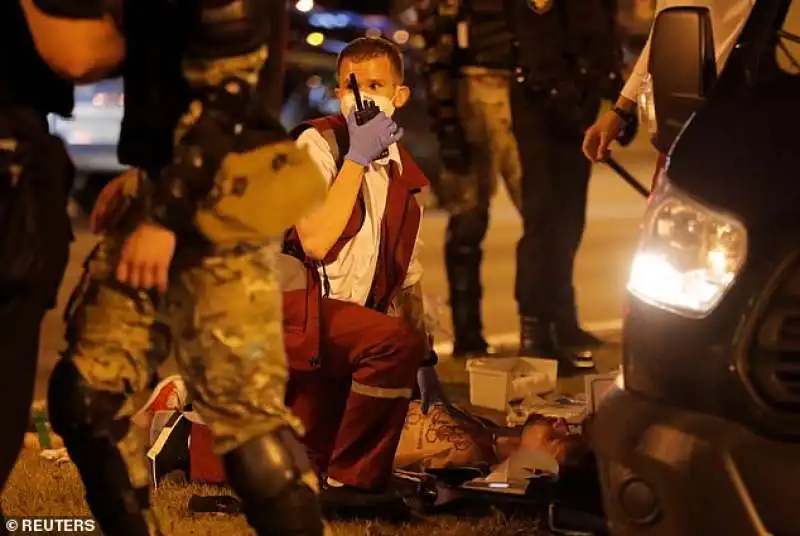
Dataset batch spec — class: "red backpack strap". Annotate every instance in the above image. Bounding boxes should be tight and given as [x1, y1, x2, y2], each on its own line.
[289, 115, 350, 169]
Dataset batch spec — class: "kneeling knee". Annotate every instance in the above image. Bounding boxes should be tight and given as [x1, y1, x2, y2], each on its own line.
[224, 426, 317, 498]
[224, 427, 325, 535]
[48, 360, 127, 438]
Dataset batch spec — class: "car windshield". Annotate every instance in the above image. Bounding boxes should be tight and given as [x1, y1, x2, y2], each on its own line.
[776, 0, 800, 74]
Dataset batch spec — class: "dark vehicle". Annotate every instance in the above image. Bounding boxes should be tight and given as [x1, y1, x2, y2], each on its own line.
[593, 2, 800, 535]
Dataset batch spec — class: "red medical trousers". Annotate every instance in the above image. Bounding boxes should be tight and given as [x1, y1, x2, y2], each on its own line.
[286, 297, 426, 491]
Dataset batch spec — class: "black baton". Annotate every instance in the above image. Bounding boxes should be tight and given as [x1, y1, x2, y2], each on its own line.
[602, 155, 650, 198]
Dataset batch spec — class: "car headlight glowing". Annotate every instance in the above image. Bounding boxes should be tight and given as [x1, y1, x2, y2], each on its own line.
[627, 177, 747, 318]
[637, 73, 657, 135]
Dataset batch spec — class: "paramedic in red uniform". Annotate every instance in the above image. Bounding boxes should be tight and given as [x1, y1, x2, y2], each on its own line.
[281, 37, 442, 515]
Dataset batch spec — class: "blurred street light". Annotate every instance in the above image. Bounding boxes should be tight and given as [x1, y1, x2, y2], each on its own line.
[306, 31, 325, 46]
[296, 0, 314, 13]
[366, 27, 382, 37]
[392, 29, 410, 45]
[410, 34, 426, 49]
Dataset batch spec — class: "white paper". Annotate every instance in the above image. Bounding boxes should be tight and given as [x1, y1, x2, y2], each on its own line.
[507, 395, 587, 427]
[509, 371, 549, 400]
[146, 414, 185, 461]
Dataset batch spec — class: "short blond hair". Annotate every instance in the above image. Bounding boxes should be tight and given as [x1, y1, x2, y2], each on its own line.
[337, 37, 404, 81]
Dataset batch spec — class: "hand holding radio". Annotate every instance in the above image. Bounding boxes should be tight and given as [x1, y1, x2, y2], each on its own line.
[343, 74, 402, 167]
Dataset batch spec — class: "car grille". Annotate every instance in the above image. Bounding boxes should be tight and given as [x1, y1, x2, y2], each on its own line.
[750, 266, 800, 412]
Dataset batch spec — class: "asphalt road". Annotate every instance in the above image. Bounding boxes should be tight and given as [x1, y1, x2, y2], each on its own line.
[422, 133, 658, 351]
[34, 134, 658, 398]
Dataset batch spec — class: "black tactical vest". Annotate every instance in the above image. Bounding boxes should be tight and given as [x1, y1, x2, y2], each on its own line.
[0, 3, 73, 117]
[118, 0, 191, 170]
[460, 0, 515, 70]
[509, 0, 623, 98]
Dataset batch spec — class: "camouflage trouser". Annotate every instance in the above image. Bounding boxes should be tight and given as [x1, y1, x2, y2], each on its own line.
[434, 68, 523, 215]
[62, 233, 303, 484]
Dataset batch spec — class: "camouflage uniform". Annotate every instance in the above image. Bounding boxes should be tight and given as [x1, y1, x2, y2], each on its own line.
[44, 0, 328, 531]
[64, 215, 303, 457]
[54, 167, 326, 536]
[435, 66, 522, 215]
[420, 0, 520, 356]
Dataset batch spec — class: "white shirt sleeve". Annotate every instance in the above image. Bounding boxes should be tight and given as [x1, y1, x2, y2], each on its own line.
[619, 0, 676, 103]
[402, 208, 424, 288]
[620, 26, 653, 102]
[620, 38, 651, 102]
[295, 128, 338, 188]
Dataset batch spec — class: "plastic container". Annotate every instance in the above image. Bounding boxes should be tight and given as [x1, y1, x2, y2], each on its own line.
[466, 357, 558, 411]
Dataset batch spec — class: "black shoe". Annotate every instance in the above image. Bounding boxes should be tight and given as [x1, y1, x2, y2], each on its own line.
[452, 337, 495, 358]
[555, 322, 605, 349]
[320, 485, 412, 522]
[519, 317, 596, 374]
[519, 316, 554, 357]
[445, 246, 489, 359]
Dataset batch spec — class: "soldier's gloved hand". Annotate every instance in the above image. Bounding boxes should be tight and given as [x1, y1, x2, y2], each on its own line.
[344, 110, 404, 167]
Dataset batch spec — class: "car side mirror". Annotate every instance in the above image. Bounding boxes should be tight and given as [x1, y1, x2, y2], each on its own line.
[649, 6, 718, 153]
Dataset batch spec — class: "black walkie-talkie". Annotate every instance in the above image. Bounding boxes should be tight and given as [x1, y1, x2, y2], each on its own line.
[348, 73, 390, 160]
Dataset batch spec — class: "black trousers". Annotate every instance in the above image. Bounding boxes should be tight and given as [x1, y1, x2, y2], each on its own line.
[0, 296, 51, 484]
[510, 82, 599, 323]
[0, 115, 72, 500]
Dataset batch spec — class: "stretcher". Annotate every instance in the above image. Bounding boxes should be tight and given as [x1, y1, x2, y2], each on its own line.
[391, 400, 610, 535]
[392, 457, 608, 535]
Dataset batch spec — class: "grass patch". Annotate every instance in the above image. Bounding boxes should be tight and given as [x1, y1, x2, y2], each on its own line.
[4, 347, 621, 534]
[2, 450, 540, 535]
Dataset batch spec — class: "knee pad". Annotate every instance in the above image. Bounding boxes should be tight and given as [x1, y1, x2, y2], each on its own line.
[48, 360, 128, 441]
[225, 426, 325, 536]
[224, 426, 316, 499]
[446, 211, 489, 250]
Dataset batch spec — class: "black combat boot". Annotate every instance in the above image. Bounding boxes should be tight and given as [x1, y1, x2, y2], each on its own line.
[446, 247, 491, 358]
[552, 299, 605, 349]
[319, 482, 411, 522]
[518, 317, 595, 374]
[450, 291, 492, 357]
[553, 321, 605, 349]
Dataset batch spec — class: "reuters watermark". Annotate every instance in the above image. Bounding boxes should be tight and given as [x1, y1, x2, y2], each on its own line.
[5, 517, 97, 533]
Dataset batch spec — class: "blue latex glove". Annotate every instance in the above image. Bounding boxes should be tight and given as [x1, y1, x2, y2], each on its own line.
[343, 110, 404, 167]
[417, 366, 447, 415]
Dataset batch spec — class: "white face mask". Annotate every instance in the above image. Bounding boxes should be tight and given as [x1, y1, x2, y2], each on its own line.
[340, 91, 396, 119]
